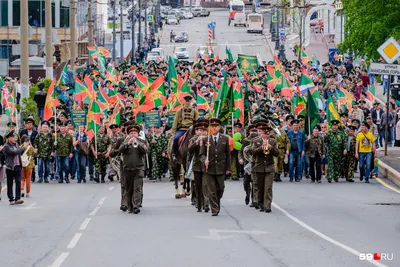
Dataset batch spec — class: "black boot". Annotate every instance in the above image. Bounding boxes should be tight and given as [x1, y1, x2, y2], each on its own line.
[101, 175, 106, 183]
[94, 173, 100, 183]
[108, 175, 114, 182]
[65, 176, 70, 183]
[274, 173, 282, 182]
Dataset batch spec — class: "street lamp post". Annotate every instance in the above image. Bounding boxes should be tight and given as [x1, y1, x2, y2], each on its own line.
[112, 1, 116, 63]
[138, 0, 142, 53]
[120, 0, 124, 64]
[271, 8, 277, 42]
[131, 0, 135, 63]
[274, 7, 280, 50]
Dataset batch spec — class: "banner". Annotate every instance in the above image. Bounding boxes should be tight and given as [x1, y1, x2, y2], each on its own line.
[237, 54, 259, 73]
[167, 111, 176, 128]
[71, 110, 87, 127]
[144, 111, 161, 128]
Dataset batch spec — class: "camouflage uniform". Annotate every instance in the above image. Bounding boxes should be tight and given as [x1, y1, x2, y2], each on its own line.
[325, 130, 346, 181]
[238, 133, 257, 205]
[109, 131, 125, 180]
[343, 134, 356, 181]
[273, 131, 290, 180]
[55, 133, 74, 182]
[91, 134, 111, 182]
[34, 132, 54, 182]
[147, 133, 169, 180]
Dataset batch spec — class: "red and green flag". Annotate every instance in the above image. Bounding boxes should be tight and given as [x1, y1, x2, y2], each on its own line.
[298, 68, 315, 95]
[86, 99, 102, 140]
[43, 78, 59, 121]
[196, 90, 210, 112]
[138, 75, 166, 113]
[301, 49, 309, 65]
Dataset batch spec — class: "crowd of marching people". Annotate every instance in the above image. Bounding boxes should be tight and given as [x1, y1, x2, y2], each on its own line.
[1, 48, 400, 213]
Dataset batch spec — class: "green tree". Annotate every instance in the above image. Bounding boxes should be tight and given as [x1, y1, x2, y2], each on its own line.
[339, 0, 400, 58]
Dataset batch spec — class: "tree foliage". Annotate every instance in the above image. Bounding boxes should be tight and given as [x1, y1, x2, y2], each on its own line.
[339, 0, 400, 59]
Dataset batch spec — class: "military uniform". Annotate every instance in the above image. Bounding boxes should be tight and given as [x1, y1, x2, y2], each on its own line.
[34, 131, 54, 183]
[343, 132, 356, 182]
[147, 133, 169, 180]
[188, 133, 210, 212]
[109, 130, 125, 181]
[273, 130, 290, 181]
[91, 133, 111, 183]
[325, 129, 346, 182]
[172, 104, 199, 158]
[199, 120, 231, 216]
[55, 132, 74, 183]
[305, 134, 325, 182]
[110, 134, 128, 211]
[238, 131, 257, 205]
[250, 134, 279, 212]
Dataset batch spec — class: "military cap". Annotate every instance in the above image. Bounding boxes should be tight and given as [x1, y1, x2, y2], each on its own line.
[352, 118, 360, 124]
[59, 111, 68, 118]
[340, 112, 348, 117]
[209, 118, 221, 125]
[348, 125, 357, 131]
[194, 122, 208, 130]
[109, 124, 119, 129]
[248, 124, 256, 131]
[373, 100, 380, 105]
[297, 115, 305, 121]
[272, 118, 280, 125]
[330, 120, 340, 125]
[285, 114, 294, 121]
[123, 121, 135, 127]
[361, 92, 367, 97]
[66, 120, 72, 125]
[41, 120, 51, 127]
[234, 122, 243, 128]
[56, 105, 65, 110]
[366, 116, 372, 120]
[358, 100, 366, 104]
[67, 89, 74, 95]
[255, 119, 269, 129]
[314, 125, 321, 131]
[24, 118, 35, 124]
[5, 130, 16, 139]
[4, 77, 10, 82]
[291, 119, 300, 125]
[183, 95, 193, 100]
[7, 121, 17, 127]
[361, 121, 370, 129]
[196, 118, 209, 125]
[127, 125, 140, 133]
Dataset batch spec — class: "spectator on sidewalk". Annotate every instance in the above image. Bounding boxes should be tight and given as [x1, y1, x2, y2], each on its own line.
[381, 106, 395, 146]
[395, 110, 400, 147]
[0, 134, 5, 201]
[33, 83, 46, 121]
[371, 101, 384, 147]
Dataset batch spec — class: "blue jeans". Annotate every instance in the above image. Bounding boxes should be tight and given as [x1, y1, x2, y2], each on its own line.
[389, 127, 394, 145]
[173, 130, 186, 153]
[75, 151, 87, 181]
[37, 107, 44, 121]
[70, 154, 77, 178]
[359, 152, 372, 181]
[56, 156, 70, 180]
[38, 157, 51, 180]
[88, 152, 94, 177]
[289, 151, 302, 180]
[376, 125, 384, 148]
[368, 74, 375, 86]
[383, 79, 388, 94]
[302, 155, 310, 178]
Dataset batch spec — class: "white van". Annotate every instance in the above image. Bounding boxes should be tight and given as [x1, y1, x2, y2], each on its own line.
[246, 13, 263, 33]
[233, 13, 246, 27]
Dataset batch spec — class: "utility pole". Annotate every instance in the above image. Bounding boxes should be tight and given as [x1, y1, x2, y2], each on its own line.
[138, 0, 142, 53]
[144, 0, 148, 44]
[20, 0, 29, 100]
[70, 0, 77, 64]
[131, 0, 135, 64]
[120, 1, 124, 63]
[112, 0, 116, 63]
[88, 0, 94, 64]
[45, 0, 53, 78]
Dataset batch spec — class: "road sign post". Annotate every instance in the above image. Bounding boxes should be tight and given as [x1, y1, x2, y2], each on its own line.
[375, 37, 400, 156]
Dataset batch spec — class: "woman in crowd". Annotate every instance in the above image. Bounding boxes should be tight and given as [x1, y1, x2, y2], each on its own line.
[20, 135, 36, 197]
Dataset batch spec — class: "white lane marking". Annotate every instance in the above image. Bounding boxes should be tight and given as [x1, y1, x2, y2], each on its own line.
[79, 218, 91, 231]
[17, 203, 37, 210]
[272, 203, 388, 267]
[50, 252, 69, 267]
[98, 197, 106, 206]
[109, 186, 114, 191]
[89, 207, 100, 216]
[67, 233, 82, 249]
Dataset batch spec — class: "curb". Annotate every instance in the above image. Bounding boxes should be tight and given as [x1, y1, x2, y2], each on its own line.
[378, 160, 400, 188]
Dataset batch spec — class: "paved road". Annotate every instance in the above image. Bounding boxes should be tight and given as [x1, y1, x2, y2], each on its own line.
[159, 10, 273, 62]
[1, 10, 400, 267]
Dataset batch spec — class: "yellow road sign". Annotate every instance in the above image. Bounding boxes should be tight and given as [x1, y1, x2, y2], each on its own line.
[377, 37, 400, 64]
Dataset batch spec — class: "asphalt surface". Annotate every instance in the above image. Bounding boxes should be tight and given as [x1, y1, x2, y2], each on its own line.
[159, 10, 273, 62]
[1, 10, 400, 267]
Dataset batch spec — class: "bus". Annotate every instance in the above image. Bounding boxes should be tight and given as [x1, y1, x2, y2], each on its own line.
[229, 0, 245, 25]
[243, 0, 271, 5]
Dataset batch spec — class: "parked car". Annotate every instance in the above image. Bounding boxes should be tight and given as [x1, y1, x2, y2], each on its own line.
[191, 7, 203, 17]
[200, 8, 210, 17]
[166, 15, 178, 25]
[175, 31, 189, 42]
[174, 47, 189, 59]
[183, 12, 193, 19]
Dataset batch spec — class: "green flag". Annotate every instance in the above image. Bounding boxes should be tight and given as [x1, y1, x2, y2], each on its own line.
[327, 94, 341, 124]
[237, 54, 258, 74]
[212, 72, 229, 118]
[167, 56, 178, 84]
[305, 89, 321, 135]
[226, 46, 234, 62]
[219, 84, 234, 126]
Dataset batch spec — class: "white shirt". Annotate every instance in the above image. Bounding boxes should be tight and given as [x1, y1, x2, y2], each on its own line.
[212, 133, 220, 145]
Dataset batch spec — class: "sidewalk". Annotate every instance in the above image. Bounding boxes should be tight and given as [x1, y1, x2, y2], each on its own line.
[268, 32, 400, 187]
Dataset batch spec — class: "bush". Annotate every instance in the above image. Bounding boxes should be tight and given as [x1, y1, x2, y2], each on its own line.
[20, 97, 38, 125]
[29, 77, 53, 98]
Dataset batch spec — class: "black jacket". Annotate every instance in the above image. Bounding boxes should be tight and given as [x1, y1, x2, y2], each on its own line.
[19, 129, 38, 144]
[371, 109, 384, 125]
[0, 136, 5, 165]
[33, 90, 47, 108]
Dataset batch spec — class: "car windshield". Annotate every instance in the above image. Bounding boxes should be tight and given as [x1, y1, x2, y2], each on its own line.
[178, 32, 187, 36]
[177, 48, 186, 52]
[248, 15, 261, 22]
[232, 5, 243, 11]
